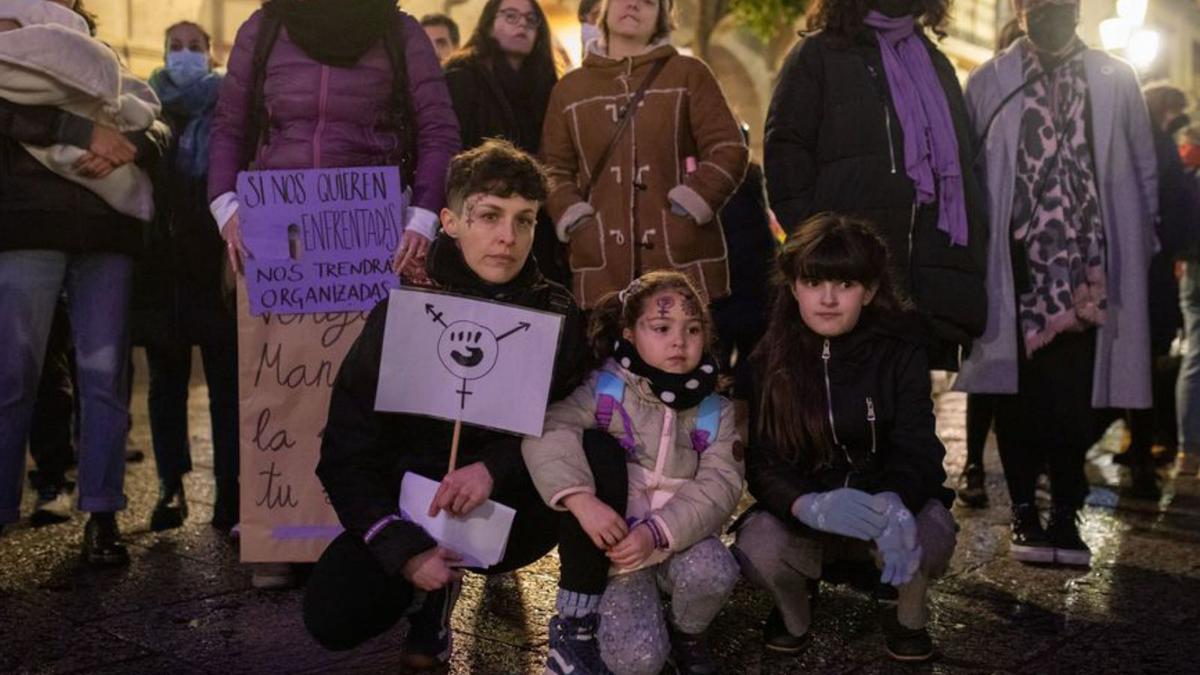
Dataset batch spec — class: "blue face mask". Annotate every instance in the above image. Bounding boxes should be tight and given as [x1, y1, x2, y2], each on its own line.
[165, 49, 209, 86]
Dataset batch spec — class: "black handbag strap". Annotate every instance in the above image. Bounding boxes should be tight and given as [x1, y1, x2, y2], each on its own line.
[583, 57, 670, 201]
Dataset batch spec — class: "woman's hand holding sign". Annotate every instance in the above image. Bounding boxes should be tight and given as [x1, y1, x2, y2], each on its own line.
[428, 462, 494, 517]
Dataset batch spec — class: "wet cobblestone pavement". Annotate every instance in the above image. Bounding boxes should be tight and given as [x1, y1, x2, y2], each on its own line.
[1, 369, 1198, 673]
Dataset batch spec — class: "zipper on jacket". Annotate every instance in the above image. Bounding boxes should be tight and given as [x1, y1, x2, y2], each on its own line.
[866, 397, 877, 455]
[866, 65, 898, 174]
[313, 65, 331, 168]
[822, 339, 855, 470]
[907, 201, 918, 286]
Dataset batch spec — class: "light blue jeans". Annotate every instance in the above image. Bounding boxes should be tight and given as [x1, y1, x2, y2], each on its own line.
[0, 250, 132, 524]
[1178, 262, 1200, 457]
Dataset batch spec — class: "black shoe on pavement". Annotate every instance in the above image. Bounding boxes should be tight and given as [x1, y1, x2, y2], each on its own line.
[401, 581, 459, 671]
[1047, 506, 1092, 567]
[545, 613, 611, 675]
[211, 478, 239, 532]
[1010, 503, 1054, 564]
[879, 606, 934, 662]
[1129, 465, 1162, 500]
[956, 464, 989, 508]
[667, 625, 717, 674]
[30, 480, 74, 526]
[82, 513, 129, 567]
[762, 606, 811, 654]
[149, 479, 188, 532]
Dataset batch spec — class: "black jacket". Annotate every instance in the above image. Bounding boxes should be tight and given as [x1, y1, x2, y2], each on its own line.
[764, 30, 988, 364]
[745, 311, 954, 528]
[0, 97, 170, 256]
[316, 233, 586, 575]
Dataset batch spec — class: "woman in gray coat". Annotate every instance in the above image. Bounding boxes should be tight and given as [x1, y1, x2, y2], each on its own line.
[957, 0, 1157, 568]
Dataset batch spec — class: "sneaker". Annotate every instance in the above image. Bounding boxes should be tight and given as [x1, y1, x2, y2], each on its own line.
[401, 581, 460, 671]
[1010, 504, 1054, 564]
[30, 481, 74, 526]
[82, 513, 129, 567]
[251, 563, 296, 589]
[1047, 506, 1091, 567]
[1128, 465, 1161, 501]
[956, 465, 988, 508]
[879, 606, 933, 662]
[762, 606, 811, 654]
[667, 626, 718, 674]
[545, 614, 611, 675]
[149, 480, 188, 532]
[1176, 452, 1200, 477]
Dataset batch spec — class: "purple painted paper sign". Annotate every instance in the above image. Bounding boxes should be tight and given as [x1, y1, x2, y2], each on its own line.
[236, 166, 404, 316]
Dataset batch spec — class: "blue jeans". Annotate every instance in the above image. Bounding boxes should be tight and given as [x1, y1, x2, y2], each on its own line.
[0, 250, 131, 524]
[1178, 261, 1200, 457]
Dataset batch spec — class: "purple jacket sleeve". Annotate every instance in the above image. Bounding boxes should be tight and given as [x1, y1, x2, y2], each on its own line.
[399, 13, 460, 213]
[207, 11, 262, 202]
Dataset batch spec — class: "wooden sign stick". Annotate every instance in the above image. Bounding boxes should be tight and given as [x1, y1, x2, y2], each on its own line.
[448, 418, 463, 473]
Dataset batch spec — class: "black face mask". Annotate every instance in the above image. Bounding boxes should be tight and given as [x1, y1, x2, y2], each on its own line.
[874, 0, 916, 18]
[1168, 114, 1192, 136]
[1024, 5, 1078, 54]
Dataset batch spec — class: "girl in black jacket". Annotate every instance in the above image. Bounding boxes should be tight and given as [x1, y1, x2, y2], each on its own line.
[731, 213, 955, 662]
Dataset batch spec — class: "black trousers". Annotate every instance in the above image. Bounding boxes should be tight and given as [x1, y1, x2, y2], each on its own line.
[965, 393, 996, 470]
[992, 329, 1099, 510]
[28, 299, 76, 490]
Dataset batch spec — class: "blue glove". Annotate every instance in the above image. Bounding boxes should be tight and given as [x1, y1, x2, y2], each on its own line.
[873, 492, 921, 586]
[792, 488, 888, 541]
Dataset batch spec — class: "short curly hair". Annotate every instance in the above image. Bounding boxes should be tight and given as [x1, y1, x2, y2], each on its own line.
[445, 139, 549, 213]
[806, 0, 951, 41]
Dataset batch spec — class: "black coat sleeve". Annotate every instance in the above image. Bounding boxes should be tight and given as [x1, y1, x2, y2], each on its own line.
[130, 119, 172, 170]
[744, 368, 825, 522]
[316, 300, 437, 576]
[443, 65, 480, 151]
[0, 96, 93, 148]
[878, 344, 948, 512]
[764, 39, 823, 233]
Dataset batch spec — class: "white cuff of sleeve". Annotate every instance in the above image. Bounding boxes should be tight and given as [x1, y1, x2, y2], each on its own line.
[210, 192, 239, 234]
[667, 185, 714, 225]
[555, 202, 596, 243]
[405, 206, 439, 241]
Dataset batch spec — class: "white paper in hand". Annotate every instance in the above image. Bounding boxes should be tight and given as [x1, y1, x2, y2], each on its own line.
[397, 473, 516, 568]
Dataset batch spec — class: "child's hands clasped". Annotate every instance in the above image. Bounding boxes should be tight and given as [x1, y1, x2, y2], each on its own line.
[563, 493, 628, 550]
[873, 492, 921, 587]
[607, 523, 656, 568]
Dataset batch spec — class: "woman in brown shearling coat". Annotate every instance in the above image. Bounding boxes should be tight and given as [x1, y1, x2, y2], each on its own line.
[539, 0, 748, 310]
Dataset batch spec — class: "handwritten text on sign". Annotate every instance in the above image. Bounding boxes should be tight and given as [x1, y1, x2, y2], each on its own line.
[375, 288, 564, 437]
[237, 166, 404, 316]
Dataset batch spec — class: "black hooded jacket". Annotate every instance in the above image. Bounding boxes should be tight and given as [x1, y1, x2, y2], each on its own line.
[745, 311, 954, 528]
[316, 233, 586, 575]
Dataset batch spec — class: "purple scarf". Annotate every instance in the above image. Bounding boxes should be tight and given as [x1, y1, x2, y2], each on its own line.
[863, 11, 968, 246]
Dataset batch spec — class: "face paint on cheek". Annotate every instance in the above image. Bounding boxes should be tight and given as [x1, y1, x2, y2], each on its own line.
[656, 296, 675, 318]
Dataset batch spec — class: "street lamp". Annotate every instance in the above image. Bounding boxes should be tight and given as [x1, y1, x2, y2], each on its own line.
[1099, 0, 1159, 71]
[1126, 28, 1161, 68]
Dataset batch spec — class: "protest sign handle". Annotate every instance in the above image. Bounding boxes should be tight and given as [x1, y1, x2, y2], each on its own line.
[448, 418, 462, 473]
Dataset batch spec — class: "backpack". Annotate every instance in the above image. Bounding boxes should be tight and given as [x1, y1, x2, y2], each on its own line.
[593, 370, 722, 455]
[242, 8, 417, 186]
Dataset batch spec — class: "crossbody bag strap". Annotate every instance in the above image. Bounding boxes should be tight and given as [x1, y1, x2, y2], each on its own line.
[582, 56, 670, 201]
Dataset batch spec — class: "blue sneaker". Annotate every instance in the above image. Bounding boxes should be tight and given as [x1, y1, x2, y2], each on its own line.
[545, 614, 611, 675]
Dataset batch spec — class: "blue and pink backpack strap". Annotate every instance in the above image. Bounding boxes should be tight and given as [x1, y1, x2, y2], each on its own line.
[689, 394, 722, 454]
[594, 371, 638, 455]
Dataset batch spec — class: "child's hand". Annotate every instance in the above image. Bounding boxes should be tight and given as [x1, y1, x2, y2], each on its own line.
[563, 493, 627, 550]
[607, 524, 655, 568]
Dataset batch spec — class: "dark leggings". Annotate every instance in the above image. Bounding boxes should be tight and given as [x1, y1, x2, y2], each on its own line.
[965, 393, 995, 471]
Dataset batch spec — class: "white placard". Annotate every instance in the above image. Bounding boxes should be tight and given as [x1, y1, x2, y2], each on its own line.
[375, 287, 564, 437]
[398, 472, 516, 568]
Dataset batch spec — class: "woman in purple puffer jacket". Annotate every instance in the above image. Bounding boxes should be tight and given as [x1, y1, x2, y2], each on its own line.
[208, 0, 460, 275]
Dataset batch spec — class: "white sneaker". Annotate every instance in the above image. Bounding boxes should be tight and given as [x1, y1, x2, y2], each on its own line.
[251, 563, 295, 590]
[31, 484, 73, 526]
[1175, 453, 1200, 477]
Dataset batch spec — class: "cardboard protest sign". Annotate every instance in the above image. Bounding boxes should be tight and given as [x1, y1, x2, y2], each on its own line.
[236, 166, 403, 316]
[236, 283, 367, 562]
[375, 288, 564, 437]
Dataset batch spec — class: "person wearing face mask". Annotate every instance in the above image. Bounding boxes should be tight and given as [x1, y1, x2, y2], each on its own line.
[541, 0, 749, 311]
[136, 21, 238, 533]
[958, 0, 1158, 567]
[443, 0, 567, 285]
[764, 0, 989, 373]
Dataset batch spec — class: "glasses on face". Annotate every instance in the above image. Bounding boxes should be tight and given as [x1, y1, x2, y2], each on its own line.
[497, 8, 540, 28]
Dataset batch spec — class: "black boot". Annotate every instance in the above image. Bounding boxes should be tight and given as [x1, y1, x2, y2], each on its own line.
[211, 477, 239, 532]
[1010, 503, 1053, 564]
[1047, 505, 1091, 567]
[82, 513, 129, 567]
[762, 606, 811, 654]
[1129, 465, 1162, 500]
[668, 625, 718, 674]
[879, 606, 933, 662]
[149, 478, 187, 532]
[956, 464, 989, 508]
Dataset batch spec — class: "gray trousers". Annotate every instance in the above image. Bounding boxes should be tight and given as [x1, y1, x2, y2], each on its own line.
[732, 500, 956, 635]
[597, 536, 739, 675]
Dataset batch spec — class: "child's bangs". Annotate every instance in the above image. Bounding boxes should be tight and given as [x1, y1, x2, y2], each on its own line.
[794, 233, 877, 284]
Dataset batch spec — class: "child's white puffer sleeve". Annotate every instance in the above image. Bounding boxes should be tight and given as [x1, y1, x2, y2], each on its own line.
[521, 372, 603, 510]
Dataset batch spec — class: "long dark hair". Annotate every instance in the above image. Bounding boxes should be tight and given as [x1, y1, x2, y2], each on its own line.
[454, 0, 558, 83]
[806, 0, 950, 41]
[750, 213, 907, 470]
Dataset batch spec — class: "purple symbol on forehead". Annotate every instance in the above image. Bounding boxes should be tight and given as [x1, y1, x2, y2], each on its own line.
[656, 295, 675, 318]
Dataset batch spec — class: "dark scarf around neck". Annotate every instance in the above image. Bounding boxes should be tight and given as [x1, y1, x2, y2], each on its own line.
[425, 232, 542, 301]
[611, 338, 718, 410]
[268, 0, 396, 68]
